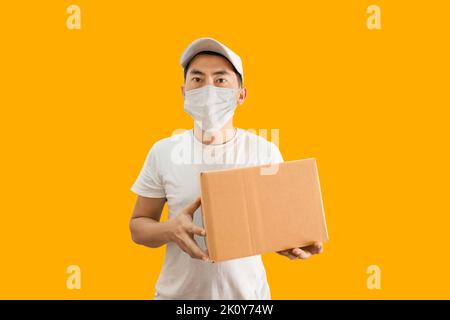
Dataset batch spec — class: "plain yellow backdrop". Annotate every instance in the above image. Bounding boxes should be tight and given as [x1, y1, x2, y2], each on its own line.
[0, 1, 449, 299]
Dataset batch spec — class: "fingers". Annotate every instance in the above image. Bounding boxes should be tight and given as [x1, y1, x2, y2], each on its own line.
[184, 197, 201, 217]
[313, 241, 324, 254]
[291, 247, 312, 259]
[188, 224, 206, 237]
[182, 234, 209, 261]
[277, 243, 323, 260]
[277, 250, 298, 260]
[301, 241, 324, 255]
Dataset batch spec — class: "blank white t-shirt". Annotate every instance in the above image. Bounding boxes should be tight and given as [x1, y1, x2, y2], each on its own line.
[131, 128, 283, 300]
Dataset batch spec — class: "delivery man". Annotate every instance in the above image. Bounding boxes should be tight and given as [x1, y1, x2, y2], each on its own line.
[129, 37, 323, 300]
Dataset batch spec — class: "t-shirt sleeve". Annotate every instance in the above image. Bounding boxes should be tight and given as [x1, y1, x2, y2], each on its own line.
[268, 142, 284, 163]
[130, 143, 166, 198]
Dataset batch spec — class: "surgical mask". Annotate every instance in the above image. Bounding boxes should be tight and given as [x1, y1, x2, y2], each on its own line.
[184, 85, 240, 131]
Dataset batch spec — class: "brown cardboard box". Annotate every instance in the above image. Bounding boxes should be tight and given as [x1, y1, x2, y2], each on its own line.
[199, 158, 328, 262]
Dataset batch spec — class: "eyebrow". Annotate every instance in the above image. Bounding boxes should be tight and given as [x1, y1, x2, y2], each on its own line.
[188, 69, 232, 76]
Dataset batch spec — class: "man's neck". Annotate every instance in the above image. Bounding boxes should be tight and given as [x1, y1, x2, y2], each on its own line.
[193, 122, 237, 145]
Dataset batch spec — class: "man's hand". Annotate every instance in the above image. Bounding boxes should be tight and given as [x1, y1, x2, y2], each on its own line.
[167, 197, 210, 262]
[277, 241, 323, 260]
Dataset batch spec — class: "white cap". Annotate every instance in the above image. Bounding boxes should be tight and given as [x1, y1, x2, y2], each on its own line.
[180, 37, 244, 83]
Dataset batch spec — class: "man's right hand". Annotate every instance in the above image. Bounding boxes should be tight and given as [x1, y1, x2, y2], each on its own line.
[167, 197, 210, 262]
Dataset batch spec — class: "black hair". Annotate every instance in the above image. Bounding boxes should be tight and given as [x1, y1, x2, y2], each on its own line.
[183, 50, 243, 87]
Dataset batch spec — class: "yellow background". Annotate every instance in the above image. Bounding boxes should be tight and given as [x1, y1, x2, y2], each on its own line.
[1, 1, 449, 299]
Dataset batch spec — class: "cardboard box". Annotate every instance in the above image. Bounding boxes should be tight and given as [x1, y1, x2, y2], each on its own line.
[199, 158, 328, 262]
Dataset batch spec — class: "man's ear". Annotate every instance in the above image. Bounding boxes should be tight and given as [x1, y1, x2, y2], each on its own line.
[237, 87, 247, 106]
[181, 85, 185, 97]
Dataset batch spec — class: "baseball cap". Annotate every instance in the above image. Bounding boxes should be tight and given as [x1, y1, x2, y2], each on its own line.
[180, 37, 244, 83]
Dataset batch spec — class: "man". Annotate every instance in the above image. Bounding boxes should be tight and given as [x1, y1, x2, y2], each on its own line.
[129, 37, 323, 300]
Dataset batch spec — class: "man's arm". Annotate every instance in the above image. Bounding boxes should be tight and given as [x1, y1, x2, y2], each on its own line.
[129, 196, 210, 261]
[129, 196, 171, 248]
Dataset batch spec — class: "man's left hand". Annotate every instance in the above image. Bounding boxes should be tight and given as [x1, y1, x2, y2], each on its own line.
[276, 241, 323, 260]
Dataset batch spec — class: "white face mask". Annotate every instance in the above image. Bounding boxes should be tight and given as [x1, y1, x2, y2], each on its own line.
[184, 85, 240, 132]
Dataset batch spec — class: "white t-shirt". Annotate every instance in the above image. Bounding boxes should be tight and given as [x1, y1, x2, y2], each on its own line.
[131, 128, 283, 300]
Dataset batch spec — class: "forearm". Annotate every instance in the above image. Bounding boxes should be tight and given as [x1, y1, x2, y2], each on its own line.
[129, 217, 173, 248]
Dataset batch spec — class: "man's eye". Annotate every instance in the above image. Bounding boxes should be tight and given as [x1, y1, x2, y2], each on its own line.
[216, 78, 226, 83]
[192, 77, 201, 82]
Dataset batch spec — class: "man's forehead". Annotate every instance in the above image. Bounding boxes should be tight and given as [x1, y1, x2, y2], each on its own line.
[188, 68, 232, 76]
[187, 54, 234, 73]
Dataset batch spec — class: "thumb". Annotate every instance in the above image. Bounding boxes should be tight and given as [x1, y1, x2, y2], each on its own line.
[184, 197, 201, 216]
